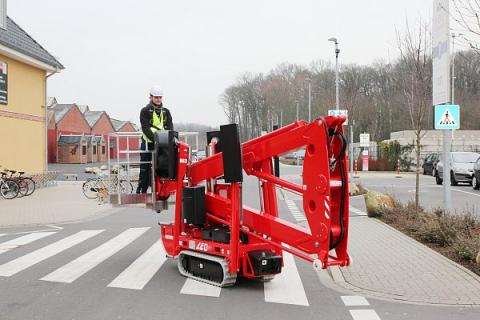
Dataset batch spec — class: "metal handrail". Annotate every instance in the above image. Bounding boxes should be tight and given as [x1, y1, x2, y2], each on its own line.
[107, 132, 156, 207]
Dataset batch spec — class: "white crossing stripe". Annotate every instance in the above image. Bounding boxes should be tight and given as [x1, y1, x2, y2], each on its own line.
[285, 200, 306, 222]
[108, 240, 167, 290]
[0, 232, 56, 255]
[341, 296, 370, 306]
[0, 234, 6, 237]
[0, 230, 104, 277]
[264, 248, 309, 306]
[180, 279, 222, 297]
[40, 227, 150, 283]
[349, 309, 382, 320]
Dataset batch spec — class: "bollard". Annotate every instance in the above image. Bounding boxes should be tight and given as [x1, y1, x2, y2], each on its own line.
[396, 159, 402, 178]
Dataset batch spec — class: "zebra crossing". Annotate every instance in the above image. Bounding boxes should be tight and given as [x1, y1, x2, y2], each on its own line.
[0, 226, 313, 306]
[285, 199, 307, 222]
[0, 194, 370, 310]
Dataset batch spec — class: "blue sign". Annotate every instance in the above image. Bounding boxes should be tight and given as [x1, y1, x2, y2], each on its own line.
[327, 109, 348, 125]
[435, 105, 460, 130]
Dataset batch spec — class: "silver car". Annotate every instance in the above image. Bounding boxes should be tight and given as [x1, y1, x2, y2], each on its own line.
[435, 152, 480, 186]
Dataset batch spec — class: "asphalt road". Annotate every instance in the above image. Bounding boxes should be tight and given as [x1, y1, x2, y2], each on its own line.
[0, 166, 478, 319]
[352, 171, 480, 214]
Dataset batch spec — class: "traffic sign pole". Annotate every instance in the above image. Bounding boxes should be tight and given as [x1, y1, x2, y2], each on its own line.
[434, 104, 459, 212]
[443, 130, 451, 211]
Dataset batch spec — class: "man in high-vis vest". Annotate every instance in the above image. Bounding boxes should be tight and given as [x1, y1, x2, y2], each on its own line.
[137, 86, 173, 194]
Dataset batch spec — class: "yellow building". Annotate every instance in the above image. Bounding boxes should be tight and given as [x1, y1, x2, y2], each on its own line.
[0, 16, 64, 174]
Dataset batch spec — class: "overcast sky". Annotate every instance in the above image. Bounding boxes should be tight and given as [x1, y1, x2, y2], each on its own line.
[9, 0, 432, 126]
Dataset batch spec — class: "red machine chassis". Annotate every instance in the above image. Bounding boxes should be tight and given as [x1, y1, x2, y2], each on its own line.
[159, 116, 350, 279]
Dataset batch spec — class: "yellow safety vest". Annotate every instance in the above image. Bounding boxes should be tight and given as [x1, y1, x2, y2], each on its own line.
[143, 109, 164, 143]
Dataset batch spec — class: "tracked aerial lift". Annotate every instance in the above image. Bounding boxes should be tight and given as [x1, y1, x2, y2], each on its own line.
[144, 116, 350, 287]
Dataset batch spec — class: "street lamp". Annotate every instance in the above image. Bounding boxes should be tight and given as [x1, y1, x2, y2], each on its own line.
[306, 77, 311, 122]
[328, 37, 340, 110]
[451, 33, 462, 104]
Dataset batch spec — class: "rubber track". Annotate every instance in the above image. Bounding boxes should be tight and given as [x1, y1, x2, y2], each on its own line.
[177, 250, 237, 287]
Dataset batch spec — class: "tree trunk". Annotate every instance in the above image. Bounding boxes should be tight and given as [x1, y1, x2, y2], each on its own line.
[415, 129, 421, 214]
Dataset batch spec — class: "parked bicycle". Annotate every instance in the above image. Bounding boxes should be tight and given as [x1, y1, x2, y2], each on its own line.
[0, 171, 19, 200]
[82, 166, 134, 200]
[0, 166, 36, 197]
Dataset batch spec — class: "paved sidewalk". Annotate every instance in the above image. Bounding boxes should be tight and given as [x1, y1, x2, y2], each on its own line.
[0, 181, 115, 227]
[326, 213, 480, 306]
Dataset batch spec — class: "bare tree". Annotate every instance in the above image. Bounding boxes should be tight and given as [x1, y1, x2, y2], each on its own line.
[451, 0, 480, 52]
[396, 20, 432, 213]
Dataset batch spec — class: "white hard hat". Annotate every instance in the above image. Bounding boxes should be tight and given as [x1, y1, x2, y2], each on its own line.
[149, 86, 164, 97]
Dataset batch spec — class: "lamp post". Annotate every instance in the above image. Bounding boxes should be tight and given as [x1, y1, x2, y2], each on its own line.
[306, 78, 312, 122]
[451, 33, 462, 104]
[328, 37, 340, 110]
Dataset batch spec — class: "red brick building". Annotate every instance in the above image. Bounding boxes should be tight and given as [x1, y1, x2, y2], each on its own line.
[47, 99, 140, 163]
[85, 111, 116, 158]
[111, 119, 140, 158]
[48, 104, 91, 163]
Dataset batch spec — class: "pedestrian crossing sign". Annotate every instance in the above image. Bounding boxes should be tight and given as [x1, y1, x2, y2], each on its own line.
[435, 105, 460, 130]
[327, 109, 348, 125]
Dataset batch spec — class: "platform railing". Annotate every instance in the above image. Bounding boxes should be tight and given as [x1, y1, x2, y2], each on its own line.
[106, 132, 159, 210]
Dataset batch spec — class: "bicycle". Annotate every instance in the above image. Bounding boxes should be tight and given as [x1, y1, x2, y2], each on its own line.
[1, 169, 36, 197]
[0, 172, 20, 200]
[82, 167, 134, 200]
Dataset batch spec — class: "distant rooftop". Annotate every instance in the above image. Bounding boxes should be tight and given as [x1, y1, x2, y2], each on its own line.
[58, 135, 84, 145]
[77, 105, 89, 114]
[84, 110, 107, 128]
[50, 104, 75, 123]
[47, 97, 57, 108]
[110, 118, 128, 131]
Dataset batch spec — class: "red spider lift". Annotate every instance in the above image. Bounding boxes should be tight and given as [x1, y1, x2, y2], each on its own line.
[153, 116, 350, 287]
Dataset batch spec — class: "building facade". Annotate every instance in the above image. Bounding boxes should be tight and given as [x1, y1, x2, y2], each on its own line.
[0, 17, 63, 173]
[48, 104, 91, 163]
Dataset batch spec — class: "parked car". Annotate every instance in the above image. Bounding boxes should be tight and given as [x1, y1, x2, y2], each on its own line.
[472, 157, 480, 190]
[280, 149, 305, 160]
[422, 152, 440, 176]
[192, 150, 206, 162]
[435, 152, 480, 186]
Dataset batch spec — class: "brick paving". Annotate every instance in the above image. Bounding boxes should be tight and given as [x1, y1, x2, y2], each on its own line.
[0, 181, 115, 227]
[331, 216, 480, 305]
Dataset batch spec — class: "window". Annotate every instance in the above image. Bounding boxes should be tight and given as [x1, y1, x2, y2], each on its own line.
[82, 145, 87, 155]
[452, 153, 480, 163]
[93, 146, 97, 155]
[102, 146, 106, 155]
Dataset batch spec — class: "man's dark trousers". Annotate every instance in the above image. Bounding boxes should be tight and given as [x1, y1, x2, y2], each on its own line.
[137, 140, 154, 193]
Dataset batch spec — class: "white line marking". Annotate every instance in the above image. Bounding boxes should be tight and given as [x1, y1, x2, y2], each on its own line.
[40, 227, 149, 283]
[349, 309, 381, 320]
[0, 230, 104, 277]
[341, 296, 370, 306]
[0, 232, 56, 255]
[285, 200, 306, 222]
[108, 240, 167, 290]
[451, 188, 480, 197]
[180, 278, 222, 297]
[264, 248, 309, 306]
[44, 225, 64, 230]
[0, 234, 5, 237]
